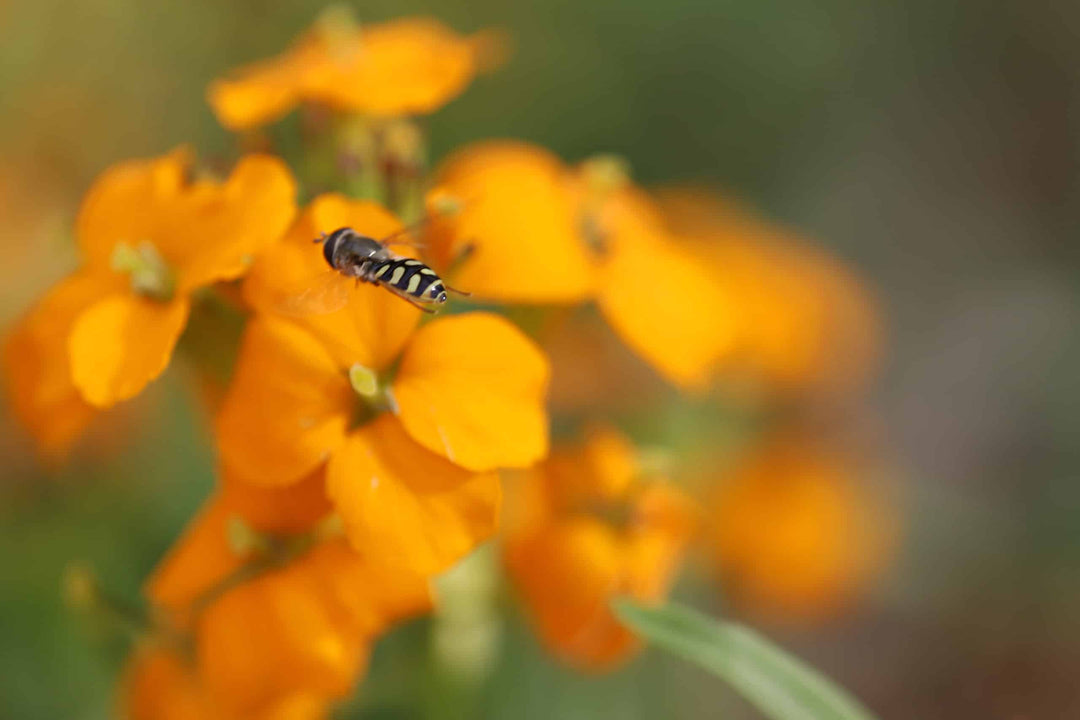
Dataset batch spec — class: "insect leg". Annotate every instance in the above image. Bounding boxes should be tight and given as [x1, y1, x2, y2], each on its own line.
[384, 288, 437, 314]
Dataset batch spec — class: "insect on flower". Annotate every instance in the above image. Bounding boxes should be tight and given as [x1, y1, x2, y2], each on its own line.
[278, 224, 468, 315]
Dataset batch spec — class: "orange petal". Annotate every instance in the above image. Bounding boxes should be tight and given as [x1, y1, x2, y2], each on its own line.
[122, 648, 222, 720]
[75, 148, 191, 272]
[580, 425, 639, 500]
[623, 483, 698, 601]
[426, 141, 596, 302]
[146, 492, 243, 617]
[68, 293, 190, 407]
[656, 187, 882, 398]
[217, 317, 353, 487]
[326, 414, 500, 576]
[392, 312, 548, 472]
[3, 272, 119, 458]
[208, 38, 320, 131]
[123, 647, 334, 720]
[220, 465, 334, 534]
[258, 693, 333, 720]
[505, 517, 635, 669]
[293, 540, 433, 639]
[503, 431, 697, 670]
[147, 468, 332, 614]
[306, 18, 491, 117]
[747, 240, 881, 398]
[245, 194, 420, 371]
[710, 440, 892, 622]
[595, 189, 738, 390]
[167, 155, 298, 293]
[209, 17, 496, 129]
[197, 567, 368, 716]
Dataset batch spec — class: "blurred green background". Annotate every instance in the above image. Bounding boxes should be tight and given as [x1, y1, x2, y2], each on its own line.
[2, 1, 1079, 718]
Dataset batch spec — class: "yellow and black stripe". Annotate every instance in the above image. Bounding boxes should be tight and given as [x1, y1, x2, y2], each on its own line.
[371, 257, 446, 302]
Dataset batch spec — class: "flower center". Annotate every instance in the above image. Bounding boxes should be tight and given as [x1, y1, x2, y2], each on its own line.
[577, 154, 631, 258]
[429, 190, 465, 217]
[580, 497, 637, 531]
[581, 154, 630, 197]
[110, 241, 175, 302]
[348, 362, 394, 427]
[349, 363, 380, 399]
[314, 4, 362, 63]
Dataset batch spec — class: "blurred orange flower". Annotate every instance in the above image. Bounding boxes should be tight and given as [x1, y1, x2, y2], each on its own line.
[218, 194, 549, 574]
[144, 468, 431, 717]
[209, 13, 505, 130]
[708, 437, 893, 623]
[425, 141, 737, 391]
[3, 148, 296, 457]
[504, 426, 697, 670]
[122, 647, 331, 720]
[656, 187, 882, 400]
[4, 272, 111, 459]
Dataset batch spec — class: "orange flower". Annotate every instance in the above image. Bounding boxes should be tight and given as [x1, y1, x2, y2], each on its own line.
[504, 426, 697, 670]
[655, 186, 882, 399]
[3, 272, 115, 458]
[209, 13, 505, 130]
[3, 149, 296, 456]
[122, 647, 331, 720]
[425, 141, 738, 391]
[145, 468, 431, 717]
[708, 437, 893, 623]
[122, 648, 224, 720]
[218, 194, 549, 574]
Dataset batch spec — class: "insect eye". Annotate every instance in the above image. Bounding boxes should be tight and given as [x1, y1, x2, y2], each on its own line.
[438, 292, 448, 303]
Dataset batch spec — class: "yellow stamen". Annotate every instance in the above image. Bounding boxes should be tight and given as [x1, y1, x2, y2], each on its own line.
[314, 4, 362, 62]
[383, 118, 425, 169]
[430, 190, 465, 217]
[581, 154, 631, 197]
[349, 362, 380, 399]
[313, 514, 345, 541]
[110, 241, 175, 301]
[578, 155, 632, 256]
[227, 515, 268, 557]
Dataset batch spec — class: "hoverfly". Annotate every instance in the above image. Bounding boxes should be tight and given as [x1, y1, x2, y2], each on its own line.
[276, 224, 467, 316]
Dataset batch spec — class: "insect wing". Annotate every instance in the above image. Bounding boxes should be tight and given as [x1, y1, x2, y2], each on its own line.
[271, 269, 352, 316]
[378, 217, 429, 250]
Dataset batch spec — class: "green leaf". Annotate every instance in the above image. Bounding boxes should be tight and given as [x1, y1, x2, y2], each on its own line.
[612, 599, 879, 720]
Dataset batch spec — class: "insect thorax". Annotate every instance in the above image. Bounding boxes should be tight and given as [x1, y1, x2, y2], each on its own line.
[325, 228, 388, 271]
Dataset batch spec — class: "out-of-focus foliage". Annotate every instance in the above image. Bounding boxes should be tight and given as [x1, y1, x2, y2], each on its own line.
[613, 601, 877, 720]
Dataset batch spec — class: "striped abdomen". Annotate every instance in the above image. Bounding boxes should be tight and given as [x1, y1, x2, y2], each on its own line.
[368, 257, 448, 304]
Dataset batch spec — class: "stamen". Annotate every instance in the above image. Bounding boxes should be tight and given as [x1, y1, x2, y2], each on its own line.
[227, 515, 270, 557]
[580, 154, 631, 196]
[349, 362, 380, 399]
[110, 241, 175, 301]
[578, 155, 632, 257]
[429, 190, 465, 217]
[314, 4, 362, 62]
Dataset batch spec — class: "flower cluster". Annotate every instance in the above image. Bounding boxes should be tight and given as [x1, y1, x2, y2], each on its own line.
[504, 426, 696, 669]
[4, 8, 894, 716]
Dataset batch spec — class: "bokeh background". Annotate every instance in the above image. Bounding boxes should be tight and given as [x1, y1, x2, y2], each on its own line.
[2, 1, 1079, 718]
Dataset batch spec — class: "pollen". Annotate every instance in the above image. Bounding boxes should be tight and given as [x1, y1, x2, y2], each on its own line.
[110, 241, 175, 302]
[348, 363, 380, 398]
